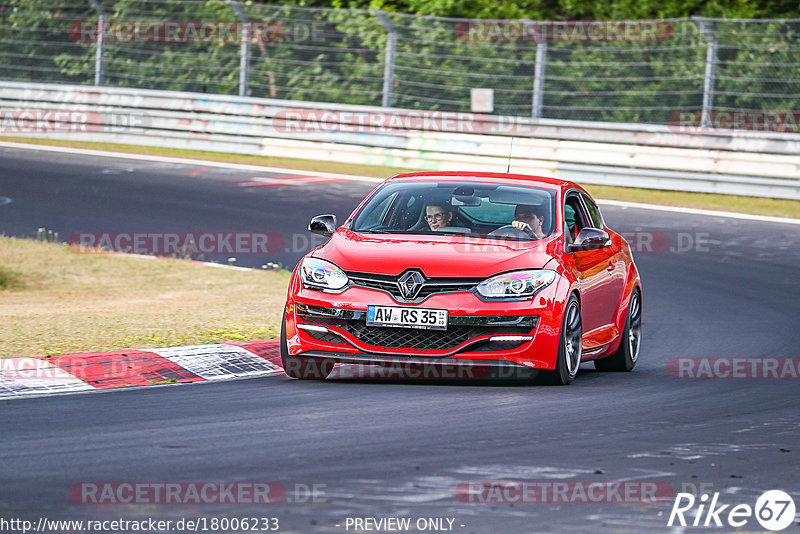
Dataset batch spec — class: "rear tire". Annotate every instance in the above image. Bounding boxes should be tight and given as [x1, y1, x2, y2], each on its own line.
[280, 307, 334, 380]
[594, 289, 641, 372]
[540, 294, 582, 385]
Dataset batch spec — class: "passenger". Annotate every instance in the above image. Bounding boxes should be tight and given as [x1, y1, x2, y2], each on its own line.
[511, 204, 546, 239]
[424, 202, 454, 231]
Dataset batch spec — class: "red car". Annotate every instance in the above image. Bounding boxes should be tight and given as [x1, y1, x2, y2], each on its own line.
[281, 172, 642, 385]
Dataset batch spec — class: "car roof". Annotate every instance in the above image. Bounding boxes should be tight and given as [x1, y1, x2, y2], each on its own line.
[386, 171, 579, 193]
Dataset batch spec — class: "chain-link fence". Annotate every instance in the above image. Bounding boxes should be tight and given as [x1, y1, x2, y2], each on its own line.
[1, 0, 798, 126]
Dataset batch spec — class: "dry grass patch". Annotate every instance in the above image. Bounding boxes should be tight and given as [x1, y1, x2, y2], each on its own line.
[0, 237, 289, 358]
[0, 265, 26, 290]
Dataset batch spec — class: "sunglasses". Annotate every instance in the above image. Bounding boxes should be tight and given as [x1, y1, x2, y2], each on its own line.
[425, 213, 446, 222]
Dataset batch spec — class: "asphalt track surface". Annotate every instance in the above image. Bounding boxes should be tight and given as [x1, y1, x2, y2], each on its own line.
[1, 145, 799, 533]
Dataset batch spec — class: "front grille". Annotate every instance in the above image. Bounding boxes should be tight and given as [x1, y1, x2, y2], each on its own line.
[345, 323, 530, 350]
[347, 271, 482, 302]
[296, 305, 536, 352]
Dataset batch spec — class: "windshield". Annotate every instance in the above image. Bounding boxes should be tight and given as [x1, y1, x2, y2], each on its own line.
[351, 180, 557, 241]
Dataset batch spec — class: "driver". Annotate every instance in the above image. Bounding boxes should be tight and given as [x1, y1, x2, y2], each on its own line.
[511, 204, 546, 239]
[424, 202, 454, 231]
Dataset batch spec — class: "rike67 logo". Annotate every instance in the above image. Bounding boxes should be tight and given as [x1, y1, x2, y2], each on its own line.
[668, 489, 796, 531]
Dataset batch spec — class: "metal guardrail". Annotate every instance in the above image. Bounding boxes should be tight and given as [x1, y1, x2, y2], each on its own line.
[1, 82, 799, 199]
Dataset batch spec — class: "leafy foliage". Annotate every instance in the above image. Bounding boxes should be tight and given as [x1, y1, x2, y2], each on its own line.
[0, 0, 797, 124]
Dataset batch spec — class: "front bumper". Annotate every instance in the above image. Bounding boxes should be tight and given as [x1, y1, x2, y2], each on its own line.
[286, 283, 566, 370]
[296, 351, 540, 380]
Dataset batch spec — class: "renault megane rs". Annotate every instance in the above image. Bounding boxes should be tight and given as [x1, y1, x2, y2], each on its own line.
[280, 171, 642, 385]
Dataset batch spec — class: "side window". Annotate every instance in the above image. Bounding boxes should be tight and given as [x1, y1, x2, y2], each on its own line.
[564, 195, 588, 235]
[564, 204, 575, 244]
[564, 193, 595, 247]
[580, 193, 603, 229]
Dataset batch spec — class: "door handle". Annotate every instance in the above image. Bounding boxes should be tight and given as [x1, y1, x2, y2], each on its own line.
[606, 263, 615, 272]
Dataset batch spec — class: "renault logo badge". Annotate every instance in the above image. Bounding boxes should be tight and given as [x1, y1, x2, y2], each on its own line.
[397, 270, 425, 299]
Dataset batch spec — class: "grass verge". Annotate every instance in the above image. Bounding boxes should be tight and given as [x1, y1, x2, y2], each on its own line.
[2, 136, 799, 219]
[0, 236, 288, 358]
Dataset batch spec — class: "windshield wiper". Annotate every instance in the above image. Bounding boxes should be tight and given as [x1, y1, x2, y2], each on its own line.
[486, 235, 539, 241]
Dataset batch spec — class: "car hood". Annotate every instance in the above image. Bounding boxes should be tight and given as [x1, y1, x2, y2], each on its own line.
[312, 229, 557, 278]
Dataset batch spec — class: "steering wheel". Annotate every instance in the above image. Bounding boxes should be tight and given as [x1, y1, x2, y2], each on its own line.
[488, 224, 534, 238]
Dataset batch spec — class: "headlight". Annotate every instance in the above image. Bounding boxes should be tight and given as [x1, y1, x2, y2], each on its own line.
[476, 270, 556, 299]
[300, 257, 349, 291]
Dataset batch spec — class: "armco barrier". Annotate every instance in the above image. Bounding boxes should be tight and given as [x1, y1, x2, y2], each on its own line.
[1, 81, 799, 199]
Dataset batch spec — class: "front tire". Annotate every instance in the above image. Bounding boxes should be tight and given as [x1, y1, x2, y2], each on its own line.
[594, 288, 641, 372]
[280, 307, 334, 380]
[541, 293, 582, 385]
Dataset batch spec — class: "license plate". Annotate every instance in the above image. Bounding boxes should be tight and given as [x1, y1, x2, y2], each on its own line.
[367, 305, 448, 330]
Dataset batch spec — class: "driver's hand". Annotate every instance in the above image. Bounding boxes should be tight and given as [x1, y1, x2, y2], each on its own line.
[511, 220, 530, 231]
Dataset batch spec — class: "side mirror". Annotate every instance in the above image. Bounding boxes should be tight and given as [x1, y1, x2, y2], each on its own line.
[567, 228, 610, 253]
[308, 214, 337, 237]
